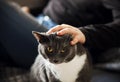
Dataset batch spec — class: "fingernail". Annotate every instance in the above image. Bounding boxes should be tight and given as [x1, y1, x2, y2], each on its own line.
[71, 41, 75, 45]
[57, 32, 62, 35]
[46, 31, 50, 34]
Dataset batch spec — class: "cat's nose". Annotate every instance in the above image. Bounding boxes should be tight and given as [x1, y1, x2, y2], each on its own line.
[53, 59, 59, 63]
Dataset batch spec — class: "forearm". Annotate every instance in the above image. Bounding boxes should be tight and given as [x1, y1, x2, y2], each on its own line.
[80, 22, 120, 50]
[80, 0, 120, 53]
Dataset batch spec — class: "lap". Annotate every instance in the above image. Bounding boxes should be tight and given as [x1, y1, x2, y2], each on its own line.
[92, 69, 120, 82]
[0, 0, 47, 68]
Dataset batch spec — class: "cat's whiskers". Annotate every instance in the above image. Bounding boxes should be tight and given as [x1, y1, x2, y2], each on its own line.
[31, 32, 90, 82]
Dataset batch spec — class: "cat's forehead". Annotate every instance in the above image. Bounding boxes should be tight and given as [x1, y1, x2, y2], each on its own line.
[48, 33, 72, 42]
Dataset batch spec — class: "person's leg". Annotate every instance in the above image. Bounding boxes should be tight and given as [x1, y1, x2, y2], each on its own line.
[91, 48, 120, 82]
[92, 69, 120, 82]
[36, 14, 58, 29]
[0, 0, 48, 68]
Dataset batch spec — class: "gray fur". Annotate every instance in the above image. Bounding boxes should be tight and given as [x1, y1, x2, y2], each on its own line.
[31, 32, 91, 82]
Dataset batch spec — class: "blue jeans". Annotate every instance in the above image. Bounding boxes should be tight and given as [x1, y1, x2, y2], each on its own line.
[36, 14, 58, 29]
[0, 0, 47, 68]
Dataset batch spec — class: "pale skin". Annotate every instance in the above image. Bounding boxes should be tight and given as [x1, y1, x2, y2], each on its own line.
[47, 24, 86, 45]
[21, 6, 30, 13]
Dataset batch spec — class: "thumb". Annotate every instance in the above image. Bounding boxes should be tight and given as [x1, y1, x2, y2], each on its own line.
[70, 38, 78, 45]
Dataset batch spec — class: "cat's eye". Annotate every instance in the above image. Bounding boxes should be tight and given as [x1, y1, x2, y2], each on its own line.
[47, 47, 53, 53]
[60, 49, 65, 53]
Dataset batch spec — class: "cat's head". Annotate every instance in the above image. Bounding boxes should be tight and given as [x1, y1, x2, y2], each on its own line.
[33, 31, 77, 64]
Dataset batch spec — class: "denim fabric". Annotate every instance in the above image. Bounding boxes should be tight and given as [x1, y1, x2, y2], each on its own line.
[36, 14, 57, 29]
[0, 0, 47, 68]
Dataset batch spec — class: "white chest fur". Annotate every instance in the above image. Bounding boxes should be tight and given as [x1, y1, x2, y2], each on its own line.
[32, 54, 87, 82]
[53, 54, 87, 82]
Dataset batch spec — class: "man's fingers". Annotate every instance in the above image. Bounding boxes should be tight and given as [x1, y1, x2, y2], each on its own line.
[57, 28, 74, 35]
[47, 24, 86, 45]
[71, 38, 78, 45]
[47, 25, 63, 34]
[71, 35, 85, 45]
[47, 24, 71, 34]
[71, 35, 81, 45]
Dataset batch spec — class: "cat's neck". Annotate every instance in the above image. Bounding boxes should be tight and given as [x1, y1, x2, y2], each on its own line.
[53, 54, 87, 82]
[35, 54, 87, 82]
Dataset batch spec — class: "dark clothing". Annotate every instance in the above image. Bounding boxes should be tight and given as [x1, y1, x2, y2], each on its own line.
[79, 0, 120, 63]
[83, 0, 120, 49]
[0, 0, 119, 66]
[44, 0, 113, 27]
[0, 0, 120, 82]
[0, 0, 119, 69]
[0, 0, 47, 68]
[44, 0, 120, 64]
[0, 0, 114, 68]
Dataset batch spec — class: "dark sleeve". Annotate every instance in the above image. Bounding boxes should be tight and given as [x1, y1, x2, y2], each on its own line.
[80, 23, 120, 50]
[79, 0, 120, 56]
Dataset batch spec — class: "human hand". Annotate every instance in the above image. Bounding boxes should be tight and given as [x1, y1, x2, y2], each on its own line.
[21, 6, 30, 13]
[47, 24, 86, 45]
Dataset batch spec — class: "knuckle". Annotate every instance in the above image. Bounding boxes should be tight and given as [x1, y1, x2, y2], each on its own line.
[61, 24, 66, 26]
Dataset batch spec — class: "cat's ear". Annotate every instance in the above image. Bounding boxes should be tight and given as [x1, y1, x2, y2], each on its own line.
[32, 31, 49, 43]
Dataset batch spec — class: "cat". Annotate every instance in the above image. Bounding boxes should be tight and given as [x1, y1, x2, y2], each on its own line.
[31, 31, 91, 82]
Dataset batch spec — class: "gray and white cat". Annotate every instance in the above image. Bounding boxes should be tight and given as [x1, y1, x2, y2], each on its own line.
[31, 31, 91, 82]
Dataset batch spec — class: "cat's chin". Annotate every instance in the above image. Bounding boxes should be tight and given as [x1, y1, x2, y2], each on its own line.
[52, 62, 62, 64]
[49, 60, 63, 64]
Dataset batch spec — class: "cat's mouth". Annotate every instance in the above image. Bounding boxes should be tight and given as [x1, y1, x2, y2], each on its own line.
[49, 59, 63, 64]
